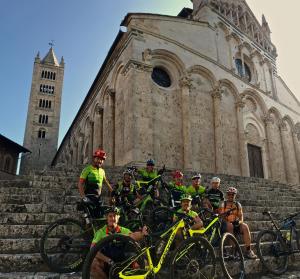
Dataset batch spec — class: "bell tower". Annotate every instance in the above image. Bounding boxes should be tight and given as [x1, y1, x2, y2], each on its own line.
[20, 46, 65, 174]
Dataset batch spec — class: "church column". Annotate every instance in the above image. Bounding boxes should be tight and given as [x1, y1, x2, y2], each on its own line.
[93, 106, 103, 150]
[76, 135, 84, 165]
[263, 115, 274, 179]
[212, 85, 224, 173]
[225, 34, 234, 71]
[279, 121, 290, 183]
[235, 99, 249, 176]
[108, 89, 116, 166]
[292, 131, 300, 181]
[179, 74, 193, 171]
[88, 120, 94, 163]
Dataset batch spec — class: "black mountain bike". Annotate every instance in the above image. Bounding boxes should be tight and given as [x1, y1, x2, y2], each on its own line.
[256, 210, 300, 275]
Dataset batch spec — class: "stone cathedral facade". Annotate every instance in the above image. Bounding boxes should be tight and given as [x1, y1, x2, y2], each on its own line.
[52, 0, 300, 184]
[20, 47, 64, 174]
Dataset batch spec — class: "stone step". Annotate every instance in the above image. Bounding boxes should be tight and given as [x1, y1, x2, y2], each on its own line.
[0, 238, 40, 254]
[0, 273, 82, 279]
[0, 253, 46, 272]
[0, 213, 73, 225]
[0, 225, 49, 238]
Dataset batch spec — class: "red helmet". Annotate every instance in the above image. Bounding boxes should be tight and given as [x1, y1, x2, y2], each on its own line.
[173, 170, 183, 179]
[93, 149, 106, 159]
[227, 187, 238, 195]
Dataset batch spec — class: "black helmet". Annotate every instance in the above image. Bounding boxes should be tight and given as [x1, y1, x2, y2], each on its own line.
[105, 206, 121, 215]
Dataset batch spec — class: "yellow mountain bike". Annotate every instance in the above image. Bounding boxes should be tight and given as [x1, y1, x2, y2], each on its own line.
[82, 213, 216, 279]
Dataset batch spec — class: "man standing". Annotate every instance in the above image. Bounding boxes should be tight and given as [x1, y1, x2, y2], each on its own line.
[78, 149, 112, 216]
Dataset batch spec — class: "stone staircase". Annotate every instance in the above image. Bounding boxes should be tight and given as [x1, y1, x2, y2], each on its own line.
[0, 166, 300, 278]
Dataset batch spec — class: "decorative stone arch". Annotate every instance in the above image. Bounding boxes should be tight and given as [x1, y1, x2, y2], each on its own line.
[151, 49, 185, 76]
[111, 61, 124, 91]
[187, 65, 217, 89]
[150, 49, 186, 88]
[268, 107, 283, 123]
[219, 79, 240, 101]
[242, 89, 268, 116]
[282, 115, 295, 130]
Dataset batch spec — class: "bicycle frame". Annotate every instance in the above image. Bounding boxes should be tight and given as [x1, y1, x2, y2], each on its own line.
[117, 219, 187, 279]
[264, 211, 300, 254]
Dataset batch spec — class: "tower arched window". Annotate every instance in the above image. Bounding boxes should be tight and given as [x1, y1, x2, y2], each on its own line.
[45, 115, 48, 124]
[47, 71, 50, 79]
[39, 99, 42, 107]
[45, 100, 48, 108]
[53, 73, 56, 80]
[38, 129, 46, 139]
[41, 71, 44, 78]
[50, 72, 53, 80]
[49, 101, 52, 109]
[39, 115, 42, 123]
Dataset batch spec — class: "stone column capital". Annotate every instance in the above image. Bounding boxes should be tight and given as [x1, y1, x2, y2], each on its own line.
[95, 105, 104, 114]
[211, 86, 223, 100]
[179, 74, 192, 89]
[235, 100, 245, 109]
[279, 120, 288, 132]
[263, 115, 274, 125]
[108, 89, 116, 98]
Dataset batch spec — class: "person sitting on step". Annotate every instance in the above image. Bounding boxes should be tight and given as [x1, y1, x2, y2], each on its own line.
[205, 176, 224, 212]
[219, 187, 257, 259]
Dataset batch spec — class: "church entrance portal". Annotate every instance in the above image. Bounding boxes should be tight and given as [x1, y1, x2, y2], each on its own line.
[247, 144, 264, 178]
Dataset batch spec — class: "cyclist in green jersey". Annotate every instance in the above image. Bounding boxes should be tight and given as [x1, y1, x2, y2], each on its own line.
[90, 207, 148, 279]
[137, 159, 158, 181]
[78, 149, 112, 198]
[168, 170, 186, 205]
[111, 170, 140, 208]
[186, 173, 206, 197]
[174, 194, 203, 229]
[78, 149, 112, 217]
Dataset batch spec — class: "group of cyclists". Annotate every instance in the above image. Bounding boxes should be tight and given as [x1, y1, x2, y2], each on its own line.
[78, 148, 257, 278]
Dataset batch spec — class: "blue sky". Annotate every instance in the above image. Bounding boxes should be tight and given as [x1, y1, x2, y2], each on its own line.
[1, 0, 299, 149]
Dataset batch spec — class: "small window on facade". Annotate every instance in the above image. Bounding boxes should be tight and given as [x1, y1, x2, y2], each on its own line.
[53, 73, 56, 80]
[42, 131, 46, 138]
[151, 67, 171, 88]
[49, 101, 52, 109]
[45, 115, 48, 124]
[41, 71, 44, 78]
[39, 99, 42, 107]
[235, 58, 252, 82]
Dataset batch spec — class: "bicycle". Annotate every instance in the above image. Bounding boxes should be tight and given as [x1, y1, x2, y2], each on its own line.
[40, 195, 110, 273]
[151, 206, 245, 279]
[82, 213, 216, 279]
[256, 210, 300, 275]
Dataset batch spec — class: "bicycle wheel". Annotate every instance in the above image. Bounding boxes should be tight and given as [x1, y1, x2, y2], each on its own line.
[82, 234, 144, 279]
[40, 218, 92, 273]
[256, 229, 288, 275]
[169, 236, 216, 279]
[219, 232, 245, 279]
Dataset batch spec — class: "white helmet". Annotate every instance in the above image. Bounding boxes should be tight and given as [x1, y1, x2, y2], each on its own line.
[192, 173, 201, 180]
[211, 177, 221, 183]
